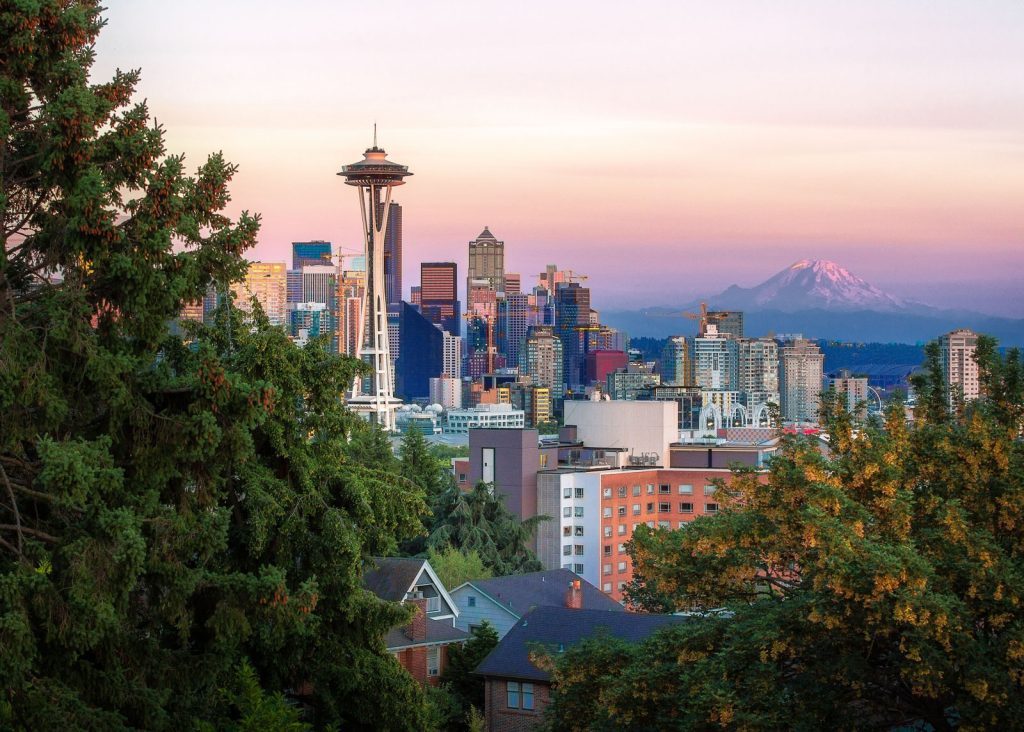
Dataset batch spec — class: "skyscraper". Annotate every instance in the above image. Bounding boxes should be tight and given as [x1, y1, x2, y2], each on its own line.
[522, 325, 564, 401]
[420, 261, 460, 334]
[396, 302, 443, 401]
[711, 311, 744, 339]
[779, 338, 824, 423]
[381, 201, 402, 315]
[692, 326, 739, 391]
[738, 337, 780, 426]
[301, 265, 339, 352]
[337, 136, 412, 431]
[467, 226, 504, 294]
[938, 328, 980, 408]
[555, 282, 590, 392]
[232, 261, 288, 326]
[292, 241, 332, 270]
[660, 336, 691, 386]
[503, 272, 521, 295]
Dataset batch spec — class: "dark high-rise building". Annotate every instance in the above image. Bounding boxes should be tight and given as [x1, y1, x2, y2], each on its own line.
[396, 301, 444, 401]
[711, 310, 744, 339]
[381, 201, 402, 315]
[555, 282, 591, 392]
[292, 241, 332, 270]
[420, 261, 460, 334]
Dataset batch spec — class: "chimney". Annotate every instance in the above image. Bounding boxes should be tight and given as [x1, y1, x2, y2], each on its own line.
[564, 579, 583, 610]
[405, 594, 428, 642]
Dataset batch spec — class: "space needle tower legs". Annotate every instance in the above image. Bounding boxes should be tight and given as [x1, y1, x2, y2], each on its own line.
[338, 130, 412, 432]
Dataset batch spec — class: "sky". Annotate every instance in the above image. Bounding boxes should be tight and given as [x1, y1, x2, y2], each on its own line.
[92, 1, 1024, 314]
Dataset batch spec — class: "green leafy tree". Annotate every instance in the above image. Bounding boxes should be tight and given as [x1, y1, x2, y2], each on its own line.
[441, 620, 499, 717]
[1, 4, 432, 729]
[545, 341, 1024, 731]
[428, 482, 545, 576]
[426, 544, 492, 590]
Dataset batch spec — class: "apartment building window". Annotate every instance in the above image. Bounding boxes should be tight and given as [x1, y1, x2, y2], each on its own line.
[427, 646, 440, 676]
[618, 524, 627, 535]
[563, 507, 571, 518]
[575, 487, 585, 498]
[646, 484, 655, 494]
[679, 484, 693, 495]
[646, 502, 654, 514]
[706, 503, 719, 513]
[574, 563, 584, 574]
[659, 484, 671, 494]
[679, 521, 688, 529]
[632, 503, 640, 515]
[659, 520, 670, 529]
[618, 543, 626, 553]
[574, 526, 584, 536]
[603, 526, 612, 538]
[603, 582, 612, 593]
[704, 485, 716, 496]
[679, 502, 693, 513]
[617, 561, 626, 573]
[563, 487, 571, 499]
[658, 502, 671, 513]
[603, 507, 612, 518]
[563, 526, 571, 537]
[603, 487, 612, 498]
[646, 521, 655, 528]
[507, 681, 520, 708]
[603, 563, 612, 575]
[632, 485, 641, 496]
[617, 581, 626, 591]
[604, 545, 611, 556]
[618, 486, 627, 498]
[618, 506, 626, 517]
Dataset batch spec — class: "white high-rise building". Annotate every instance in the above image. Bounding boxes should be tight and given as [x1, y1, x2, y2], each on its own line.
[443, 331, 463, 380]
[939, 328, 980, 408]
[429, 376, 462, 409]
[692, 326, 738, 391]
[779, 338, 824, 424]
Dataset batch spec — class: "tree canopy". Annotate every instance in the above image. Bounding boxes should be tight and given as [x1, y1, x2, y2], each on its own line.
[544, 339, 1024, 731]
[1, 3, 433, 728]
[428, 481, 545, 577]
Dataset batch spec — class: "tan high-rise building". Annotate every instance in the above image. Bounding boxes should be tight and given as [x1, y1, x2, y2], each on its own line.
[338, 269, 365, 357]
[779, 338, 824, 424]
[523, 326, 564, 401]
[939, 328, 980, 408]
[232, 262, 287, 326]
[467, 226, 504, 294]
[830, 369, 870, 419]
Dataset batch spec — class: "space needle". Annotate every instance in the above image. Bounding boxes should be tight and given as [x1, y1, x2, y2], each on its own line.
[338, 129, 412, 431]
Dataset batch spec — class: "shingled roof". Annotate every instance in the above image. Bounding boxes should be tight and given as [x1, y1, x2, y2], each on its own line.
[475, 605, 688, 682]
[455, 569, 624, 618]
[363, 557, 426, 602]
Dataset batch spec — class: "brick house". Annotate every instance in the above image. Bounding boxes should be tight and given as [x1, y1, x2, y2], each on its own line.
[364, 557, 469, 685]
[475, 582, 687, 730]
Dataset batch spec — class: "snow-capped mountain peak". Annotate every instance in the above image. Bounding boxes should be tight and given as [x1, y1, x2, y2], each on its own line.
[710, 259, 914, 313]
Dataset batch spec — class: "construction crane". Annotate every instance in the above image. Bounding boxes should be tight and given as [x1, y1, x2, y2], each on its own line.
[530, 269, 589, 286]
[319, 246, 362, 270]
[657, 302, 734, 337]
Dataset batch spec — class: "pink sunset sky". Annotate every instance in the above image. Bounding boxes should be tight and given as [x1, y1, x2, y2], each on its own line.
[92, 1, 1023, 314]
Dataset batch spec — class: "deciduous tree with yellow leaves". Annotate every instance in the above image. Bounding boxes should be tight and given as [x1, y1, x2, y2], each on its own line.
[543, 338, 1023, 731]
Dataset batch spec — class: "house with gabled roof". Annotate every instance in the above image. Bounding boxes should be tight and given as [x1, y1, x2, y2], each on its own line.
[475, 603, 688, 731]
[363, 556, 469, 685]
[450, 568, 624, 639]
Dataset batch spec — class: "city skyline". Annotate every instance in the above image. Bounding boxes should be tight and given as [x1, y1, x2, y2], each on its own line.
[93, 1, 1024, 314]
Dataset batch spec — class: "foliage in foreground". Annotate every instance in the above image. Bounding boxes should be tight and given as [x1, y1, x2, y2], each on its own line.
[544, 340, 1024, 731]
[1, 3, 433, 728]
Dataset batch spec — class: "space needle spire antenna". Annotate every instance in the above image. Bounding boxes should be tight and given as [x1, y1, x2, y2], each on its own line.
[338, 129, 412, 431]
